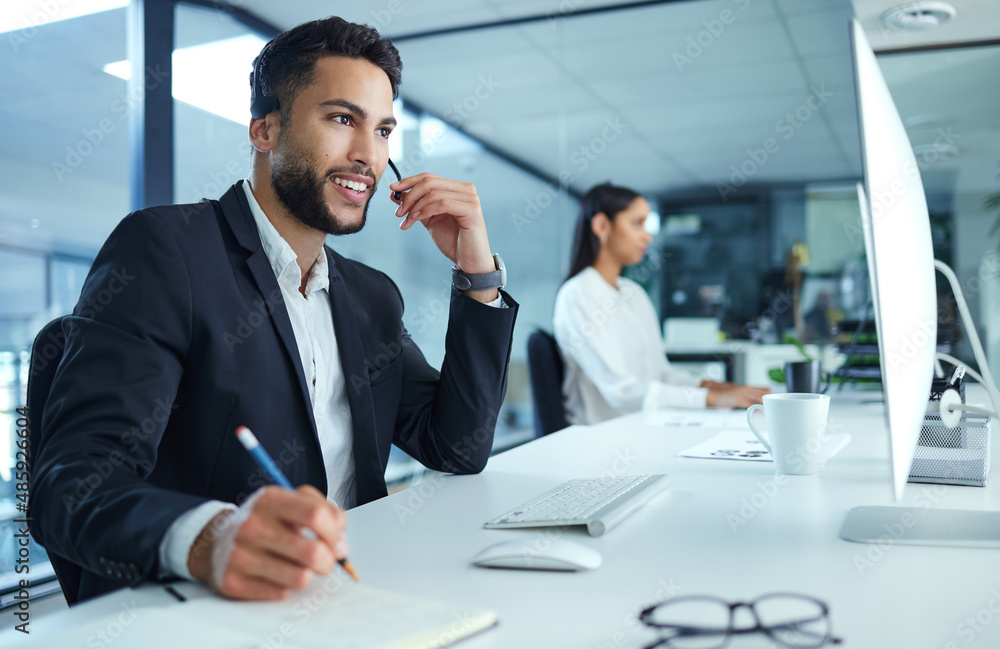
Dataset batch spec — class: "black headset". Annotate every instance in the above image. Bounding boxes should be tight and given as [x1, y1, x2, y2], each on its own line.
[249, 44, 402, 201]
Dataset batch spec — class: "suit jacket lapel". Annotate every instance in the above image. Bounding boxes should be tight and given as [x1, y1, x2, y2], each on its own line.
[325, 248, 384, 503]
[217, 183, 323, 476]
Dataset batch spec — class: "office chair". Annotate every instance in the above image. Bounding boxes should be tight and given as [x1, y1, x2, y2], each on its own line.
[526, 329, 569, 437]
[25, 316, 80, 604]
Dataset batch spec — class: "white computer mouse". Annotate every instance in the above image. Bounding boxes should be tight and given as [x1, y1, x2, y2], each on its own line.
[472, 538, 603, 571]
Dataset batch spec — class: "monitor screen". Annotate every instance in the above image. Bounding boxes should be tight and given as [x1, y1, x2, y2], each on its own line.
[850, 19, 938, 501]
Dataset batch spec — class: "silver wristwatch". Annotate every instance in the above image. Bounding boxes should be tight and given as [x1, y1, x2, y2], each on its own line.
[452, 253, 506, 291]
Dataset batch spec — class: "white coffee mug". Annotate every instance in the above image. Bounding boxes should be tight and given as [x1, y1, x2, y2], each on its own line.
[746, 393, 831, 475]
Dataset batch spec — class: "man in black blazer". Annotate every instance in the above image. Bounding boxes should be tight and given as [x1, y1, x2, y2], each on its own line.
[31, 17, 517, 604]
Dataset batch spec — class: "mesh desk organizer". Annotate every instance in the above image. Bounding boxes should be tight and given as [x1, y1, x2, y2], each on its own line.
[912, 375, 992, 487]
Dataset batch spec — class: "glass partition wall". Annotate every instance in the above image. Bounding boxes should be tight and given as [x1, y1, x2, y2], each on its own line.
[0, 3, 130, 596]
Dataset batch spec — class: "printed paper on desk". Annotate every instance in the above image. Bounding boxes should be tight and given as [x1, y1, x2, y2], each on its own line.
[645, 409, 750, 428]
[678, 429, 851, 465]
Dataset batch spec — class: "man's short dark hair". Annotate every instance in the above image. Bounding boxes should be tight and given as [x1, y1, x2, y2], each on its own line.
[250, 16, 402, 125]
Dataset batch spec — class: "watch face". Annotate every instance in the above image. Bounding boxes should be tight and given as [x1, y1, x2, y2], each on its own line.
[496, 254, 506, 289]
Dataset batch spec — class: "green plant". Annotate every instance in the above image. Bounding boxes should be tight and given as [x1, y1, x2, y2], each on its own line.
[767, 335, 813, 383]
[781, 333, 813, 361]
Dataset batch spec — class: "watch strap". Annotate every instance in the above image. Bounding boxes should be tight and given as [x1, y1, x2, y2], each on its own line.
[452, 253, 505, 291]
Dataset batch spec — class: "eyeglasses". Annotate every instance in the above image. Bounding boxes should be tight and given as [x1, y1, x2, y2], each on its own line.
[639, 593, 842, 649]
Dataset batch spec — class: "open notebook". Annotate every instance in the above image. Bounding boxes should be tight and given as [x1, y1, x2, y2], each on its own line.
[13, 576, 497, 649]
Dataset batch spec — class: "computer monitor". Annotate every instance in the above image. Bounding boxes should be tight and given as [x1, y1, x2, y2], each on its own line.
[849, 19, 937, 502]
[840, 20, 1000, 547]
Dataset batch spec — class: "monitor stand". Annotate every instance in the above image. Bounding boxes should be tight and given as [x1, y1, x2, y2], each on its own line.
[840, 506, 1000, 548]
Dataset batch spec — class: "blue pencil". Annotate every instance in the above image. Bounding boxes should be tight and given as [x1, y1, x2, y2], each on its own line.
[235, 426, 360, 582]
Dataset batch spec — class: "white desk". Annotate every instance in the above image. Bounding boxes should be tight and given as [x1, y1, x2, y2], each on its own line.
[7, 388, 1000, 648]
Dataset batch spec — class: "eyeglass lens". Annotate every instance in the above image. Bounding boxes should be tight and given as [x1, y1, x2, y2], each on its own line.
[753, 594, 831, 648]
[645, 596, 730, 649]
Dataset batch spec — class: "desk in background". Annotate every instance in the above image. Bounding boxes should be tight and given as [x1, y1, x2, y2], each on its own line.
[6, 388, 1000, 648]
[666, 341, 845, 387]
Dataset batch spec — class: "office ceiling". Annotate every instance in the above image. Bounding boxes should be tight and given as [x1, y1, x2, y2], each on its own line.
[0, 0, 997, 255]
[239, 0, 1000, 201]
[246, 0, 867, 200]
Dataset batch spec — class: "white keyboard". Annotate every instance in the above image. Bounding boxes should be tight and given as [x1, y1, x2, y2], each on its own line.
[483, 475, 671, 537]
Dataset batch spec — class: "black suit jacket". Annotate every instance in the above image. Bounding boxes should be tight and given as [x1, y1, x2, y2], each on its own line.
[30, 181, 517, 604]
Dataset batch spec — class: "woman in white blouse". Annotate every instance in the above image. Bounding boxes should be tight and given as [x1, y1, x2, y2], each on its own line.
[553, 183, 769, 425]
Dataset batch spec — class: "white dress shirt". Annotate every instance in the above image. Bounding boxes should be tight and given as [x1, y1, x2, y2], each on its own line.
[241, 181, 357, 508]
[553, 266, 708, 425]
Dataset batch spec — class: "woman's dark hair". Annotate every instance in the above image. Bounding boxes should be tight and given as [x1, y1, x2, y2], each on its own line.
[565, 183, 643, 281]
[250, 16, 402, 126]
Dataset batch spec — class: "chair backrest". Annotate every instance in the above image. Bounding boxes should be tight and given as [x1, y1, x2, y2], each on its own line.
[527, 329, 569, 437]
[26, 316, 78, 604]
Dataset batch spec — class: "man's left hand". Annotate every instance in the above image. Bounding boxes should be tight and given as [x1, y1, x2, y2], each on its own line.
[391, 173, 498, 303]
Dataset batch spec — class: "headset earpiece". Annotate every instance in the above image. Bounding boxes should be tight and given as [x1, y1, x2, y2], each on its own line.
[250, 44, 279, 120]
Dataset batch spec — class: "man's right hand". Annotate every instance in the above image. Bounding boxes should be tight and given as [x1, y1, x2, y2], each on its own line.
[188, 485, 349, 600]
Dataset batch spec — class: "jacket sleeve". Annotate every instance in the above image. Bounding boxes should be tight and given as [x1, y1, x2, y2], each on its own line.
[391, 288, 518, 474]
[30, 211, 208, 586]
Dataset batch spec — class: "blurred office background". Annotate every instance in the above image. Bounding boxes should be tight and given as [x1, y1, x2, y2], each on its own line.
[1, 0, 998, 594]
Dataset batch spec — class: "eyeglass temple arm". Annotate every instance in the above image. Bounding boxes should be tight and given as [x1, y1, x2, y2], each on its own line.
[768, 623, 843, 645]
[755, 620, 843, 646]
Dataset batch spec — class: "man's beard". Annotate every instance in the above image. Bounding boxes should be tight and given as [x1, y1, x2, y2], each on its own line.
[271, 153, 373, 236]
